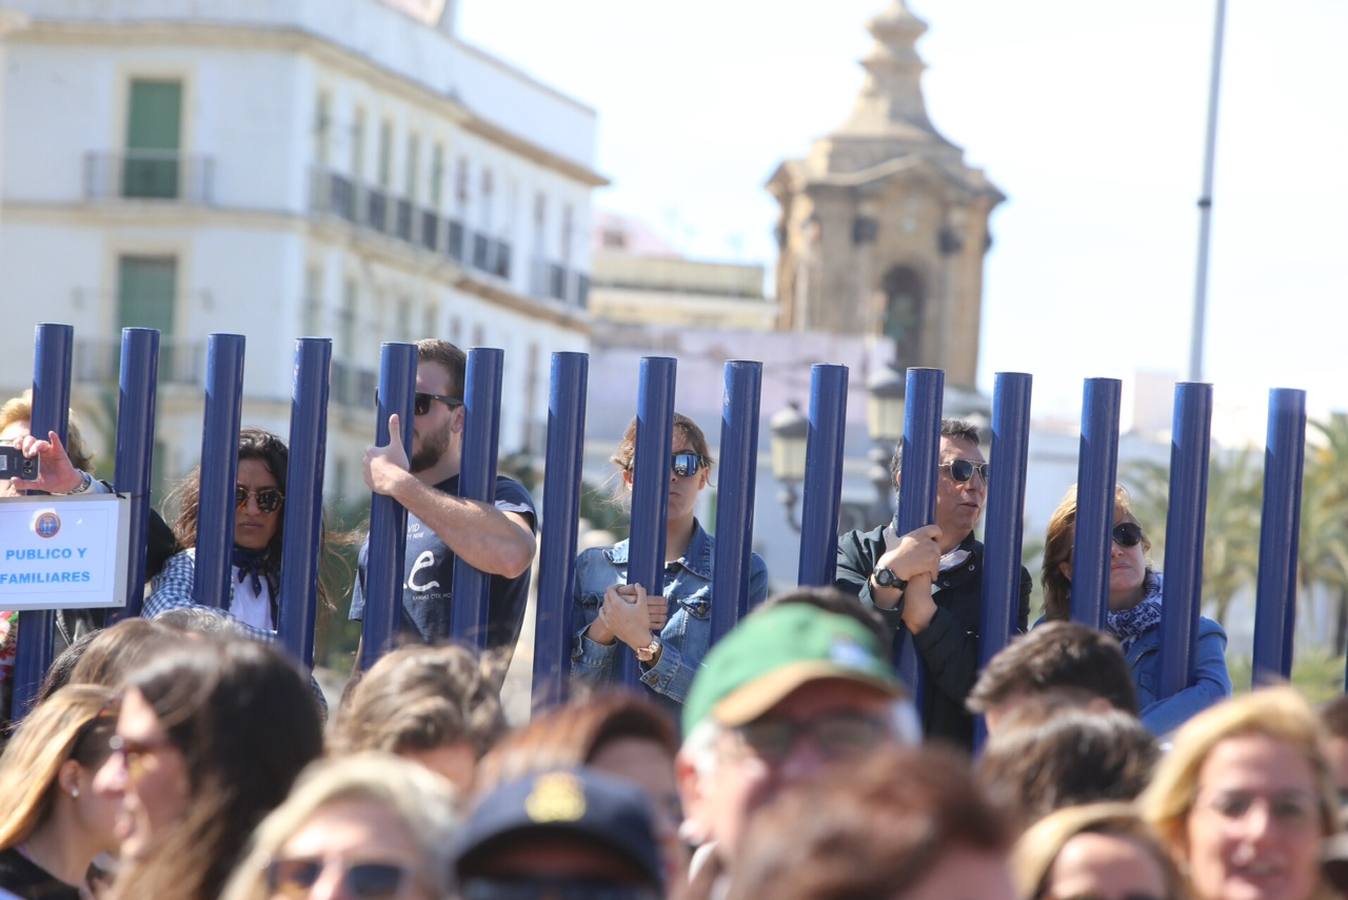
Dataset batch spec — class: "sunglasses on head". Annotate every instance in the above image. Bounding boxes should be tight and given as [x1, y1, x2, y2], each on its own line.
[1113, 521, 1144, 548]
[940, 458, 990, 484]
[414, 391, 462, 416]
[266, 857, 416, 900]
[672, 451, 707, 478]
[235, 486, 283, 514]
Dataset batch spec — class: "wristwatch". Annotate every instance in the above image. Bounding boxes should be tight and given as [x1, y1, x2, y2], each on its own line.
[872, 564, 907, 592]
[66, 470, 93, 495]
[635, 636, 662, 664]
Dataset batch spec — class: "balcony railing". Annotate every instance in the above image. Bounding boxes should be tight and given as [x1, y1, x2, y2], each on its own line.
[74, 337, 203, 385]
[84, 151, 215, 203]
[331, 359, 378, 409]
[530, 259, 591, 308]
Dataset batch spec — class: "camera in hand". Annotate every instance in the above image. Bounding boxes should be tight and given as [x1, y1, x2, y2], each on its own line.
[0, 446, 39, 481]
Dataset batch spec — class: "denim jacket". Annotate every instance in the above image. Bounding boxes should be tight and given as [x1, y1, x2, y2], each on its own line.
[570, 519, 769, 705]
[1129, 614, 1231, 736]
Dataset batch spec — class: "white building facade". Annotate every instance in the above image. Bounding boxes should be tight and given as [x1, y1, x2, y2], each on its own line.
[0, 0, 601, 500]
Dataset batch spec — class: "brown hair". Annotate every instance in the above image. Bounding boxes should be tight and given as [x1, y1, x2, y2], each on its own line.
[416, 338, 467, 399]
[966, 620, 1139, 716]
[889, 417, 981, 483]
[475, 691, 676, 794]
[330, 644, 504, 758]
[1321, 694, 1348, 740]
[0, 390, 94, 471]
[66, 618, 178, 691]
[610, 413, 714, 474]
[727, 746, 1011, 899]
[1041, 484, 1152, 621]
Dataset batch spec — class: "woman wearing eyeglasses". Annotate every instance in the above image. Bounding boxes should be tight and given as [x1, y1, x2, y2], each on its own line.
[0, 685, 119, 900]
[1041, 484, 1231, 735]
[571, 413, 769, 708]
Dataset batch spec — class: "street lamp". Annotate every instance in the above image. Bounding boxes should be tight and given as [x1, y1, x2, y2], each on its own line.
[769, 401, 809, 531]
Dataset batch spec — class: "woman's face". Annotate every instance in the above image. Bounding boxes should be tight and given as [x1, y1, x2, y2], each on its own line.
[68, 746, 124, 855]
[92, 688, 191, 860]
[235, 457, 282, 551]
[589, 736, 688, 895]
[1107, 511, 1148, 610]
[664, 431, 708, 524]
[269, 799, 433, 900]
[1044, 832, 1169, 900]
[1184, 733, 1326, 900]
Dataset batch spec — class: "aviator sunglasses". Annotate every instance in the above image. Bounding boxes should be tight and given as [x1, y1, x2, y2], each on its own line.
[672, 451, 707, 478]
[939, 458, 990, 484]
[266, 857, 417, 900]
[235, 485, 284, 514]
[1112, 521, 1145, 548]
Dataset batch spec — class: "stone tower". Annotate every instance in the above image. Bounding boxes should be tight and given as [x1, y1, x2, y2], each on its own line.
[767, 1, 1003, 388]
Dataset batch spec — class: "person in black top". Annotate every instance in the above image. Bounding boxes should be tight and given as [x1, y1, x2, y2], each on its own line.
[835, 418, 1031, 749]
[351, 339, 537, 655]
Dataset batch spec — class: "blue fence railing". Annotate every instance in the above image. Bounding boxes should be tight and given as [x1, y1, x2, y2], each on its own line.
[4, 323, 1317, 717]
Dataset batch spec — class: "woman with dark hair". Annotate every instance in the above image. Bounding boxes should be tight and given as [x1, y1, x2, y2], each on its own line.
[92, 638, 323, 900]
[1040, 484, 1230, 735]
[571, 414, 769, 708]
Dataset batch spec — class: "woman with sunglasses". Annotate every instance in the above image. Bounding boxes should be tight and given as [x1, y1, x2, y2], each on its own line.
[1041, 484, 1231, 735]
[0, 685, 119, 900]
[571, 413, 769, 708]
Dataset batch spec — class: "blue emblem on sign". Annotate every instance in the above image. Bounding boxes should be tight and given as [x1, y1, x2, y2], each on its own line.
[34, 511, 61, 539]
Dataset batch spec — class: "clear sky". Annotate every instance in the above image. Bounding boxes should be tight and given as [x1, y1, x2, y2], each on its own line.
[458, 1, 1348, 437]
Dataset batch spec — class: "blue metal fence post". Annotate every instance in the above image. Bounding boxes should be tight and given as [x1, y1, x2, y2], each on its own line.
[12, 323, 74, 716]
[531, 352, 589, 711]
[1070, 378, 1123, 628]
[191, 334, 246, 609]
[1158, 382, 1213, 698]
[108, 327, 161, 623]
[277, 338, 332, 666]
[1252, 388, 1306, 685]
[979, 372, 1033, 665]
[358, 343, 418, 672]
[623, 357, 678, 687]
[893, 367, 944, 692]
[711, 361, 763, 640]
[450, 348, 505, 648]
[797, 364, 849, 587]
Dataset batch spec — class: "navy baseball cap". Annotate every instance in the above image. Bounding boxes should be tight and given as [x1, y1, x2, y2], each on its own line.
[453, 768, 664, 892]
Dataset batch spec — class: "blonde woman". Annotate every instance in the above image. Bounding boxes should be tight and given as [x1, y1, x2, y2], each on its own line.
[1013, 803, 1186, 900]
[1142, 688, 1340, 900]
[0, 685, 119, 899]
[221, 754, 459, 900]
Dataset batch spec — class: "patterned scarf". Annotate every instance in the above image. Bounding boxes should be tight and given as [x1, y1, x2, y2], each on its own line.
[232, 545, 279, 596]
[1104, 572, 1163, 651]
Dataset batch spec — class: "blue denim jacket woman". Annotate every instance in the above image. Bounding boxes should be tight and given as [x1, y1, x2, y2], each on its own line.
[1041, 484, 1231, 736]
[571, 414, 769, 707]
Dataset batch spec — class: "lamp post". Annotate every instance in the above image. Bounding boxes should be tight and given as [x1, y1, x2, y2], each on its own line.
[769, 401, 809, 531]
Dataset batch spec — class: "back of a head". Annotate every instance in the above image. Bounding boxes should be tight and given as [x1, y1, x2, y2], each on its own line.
[968, 621, 1139, 719]
[66, 618, 177, 691]
[154, 605, 244, 638]
[978, 708, 1159, 830]
[728, 746, 1010, 900]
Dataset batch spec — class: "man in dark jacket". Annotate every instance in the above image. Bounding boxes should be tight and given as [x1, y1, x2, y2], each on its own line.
[835, 418, 1030, 749]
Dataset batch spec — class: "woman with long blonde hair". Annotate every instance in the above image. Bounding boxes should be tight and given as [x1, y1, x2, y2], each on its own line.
[0, 685, 119, 899]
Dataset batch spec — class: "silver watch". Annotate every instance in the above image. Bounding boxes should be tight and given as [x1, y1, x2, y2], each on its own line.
[67, 470, 94, 495]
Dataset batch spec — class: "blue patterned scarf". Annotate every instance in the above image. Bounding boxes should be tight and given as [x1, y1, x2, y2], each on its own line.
[1104, 572, 1163, 651]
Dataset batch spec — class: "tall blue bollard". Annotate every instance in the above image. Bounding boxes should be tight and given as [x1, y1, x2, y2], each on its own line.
[450, 348, 505, 648]
[1070, 378, 1122, 628]
[1252, 388, 1306, 685]
[277, 338, 332, 666]
[358, 343, 418, 672]
[893, 367, 943, 692]
[192, 334, 246, 610]
[797, 364, 849, 587]
[531, 352, 589, 711]
[623, 357, 678, 687]
[1158, 383, 1213, 698]
[979, 372, 1033, 666]
[108, 328, 161, 623]
[711, 361, 763, 639]
[12, 323, 74, 717]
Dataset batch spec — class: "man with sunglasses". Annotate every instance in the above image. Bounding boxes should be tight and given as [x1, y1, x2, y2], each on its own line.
[351, 339, 536, 655]
[834, 418, 1031, 749]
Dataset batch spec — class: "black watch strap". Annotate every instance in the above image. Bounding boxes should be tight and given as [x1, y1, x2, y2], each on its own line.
[872, 565, 907, 592]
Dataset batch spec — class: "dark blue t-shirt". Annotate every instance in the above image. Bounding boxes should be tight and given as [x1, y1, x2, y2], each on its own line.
[349, 474, 536, 649]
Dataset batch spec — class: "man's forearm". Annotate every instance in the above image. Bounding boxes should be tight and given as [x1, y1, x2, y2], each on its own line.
[390, 474, 534, 577]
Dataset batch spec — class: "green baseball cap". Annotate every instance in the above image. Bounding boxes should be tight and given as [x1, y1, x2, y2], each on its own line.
[682, 603, 904, 734]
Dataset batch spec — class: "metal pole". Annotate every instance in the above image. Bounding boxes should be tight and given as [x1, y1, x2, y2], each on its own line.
[1187, 0, 1228, 383]
[893, 367, 943, 692]
[623, 357, 677, 687]
[531, 352, 588, 711]
[191, 334, 246, 610]
[1253, 388, 1305, 684]
[357, 342, 418, 672]
[450, 347, 504, 648]
[797, 364, 849, 587]
[11, 323, 74, 716]
[1158, 383, 1213, 698]
[108, 327, 160, 623]
[711, 360, 763, 640]
[1070, 378, 1122, 628]
[277, 338, 332, 666]
[978, 372, 1033, 666]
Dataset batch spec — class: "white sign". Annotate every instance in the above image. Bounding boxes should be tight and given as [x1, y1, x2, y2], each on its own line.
[0, 494, 131, 610]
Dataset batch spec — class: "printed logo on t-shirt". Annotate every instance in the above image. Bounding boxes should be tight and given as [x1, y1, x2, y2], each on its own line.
[407, 549, 442, 593]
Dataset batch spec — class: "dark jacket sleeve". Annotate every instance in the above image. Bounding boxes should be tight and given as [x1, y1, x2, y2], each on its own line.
[834, 531, 872, 599]
[912, 607, 978, 705]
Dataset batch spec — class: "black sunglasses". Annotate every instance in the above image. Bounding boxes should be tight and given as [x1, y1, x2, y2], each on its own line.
[414, 391, 462, 416]
[235, 486, 283, 514]
[266, 857, 414, 899]
[672, 451, 707, 478]
[940, 458, 990, 484]
[1113, 521, 1145, 548]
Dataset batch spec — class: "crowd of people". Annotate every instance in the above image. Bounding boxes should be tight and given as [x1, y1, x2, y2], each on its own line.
[0, 336, 1344, 898]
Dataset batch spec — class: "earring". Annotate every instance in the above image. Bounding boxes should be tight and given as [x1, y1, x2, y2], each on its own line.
[70, 786, 79, 798]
